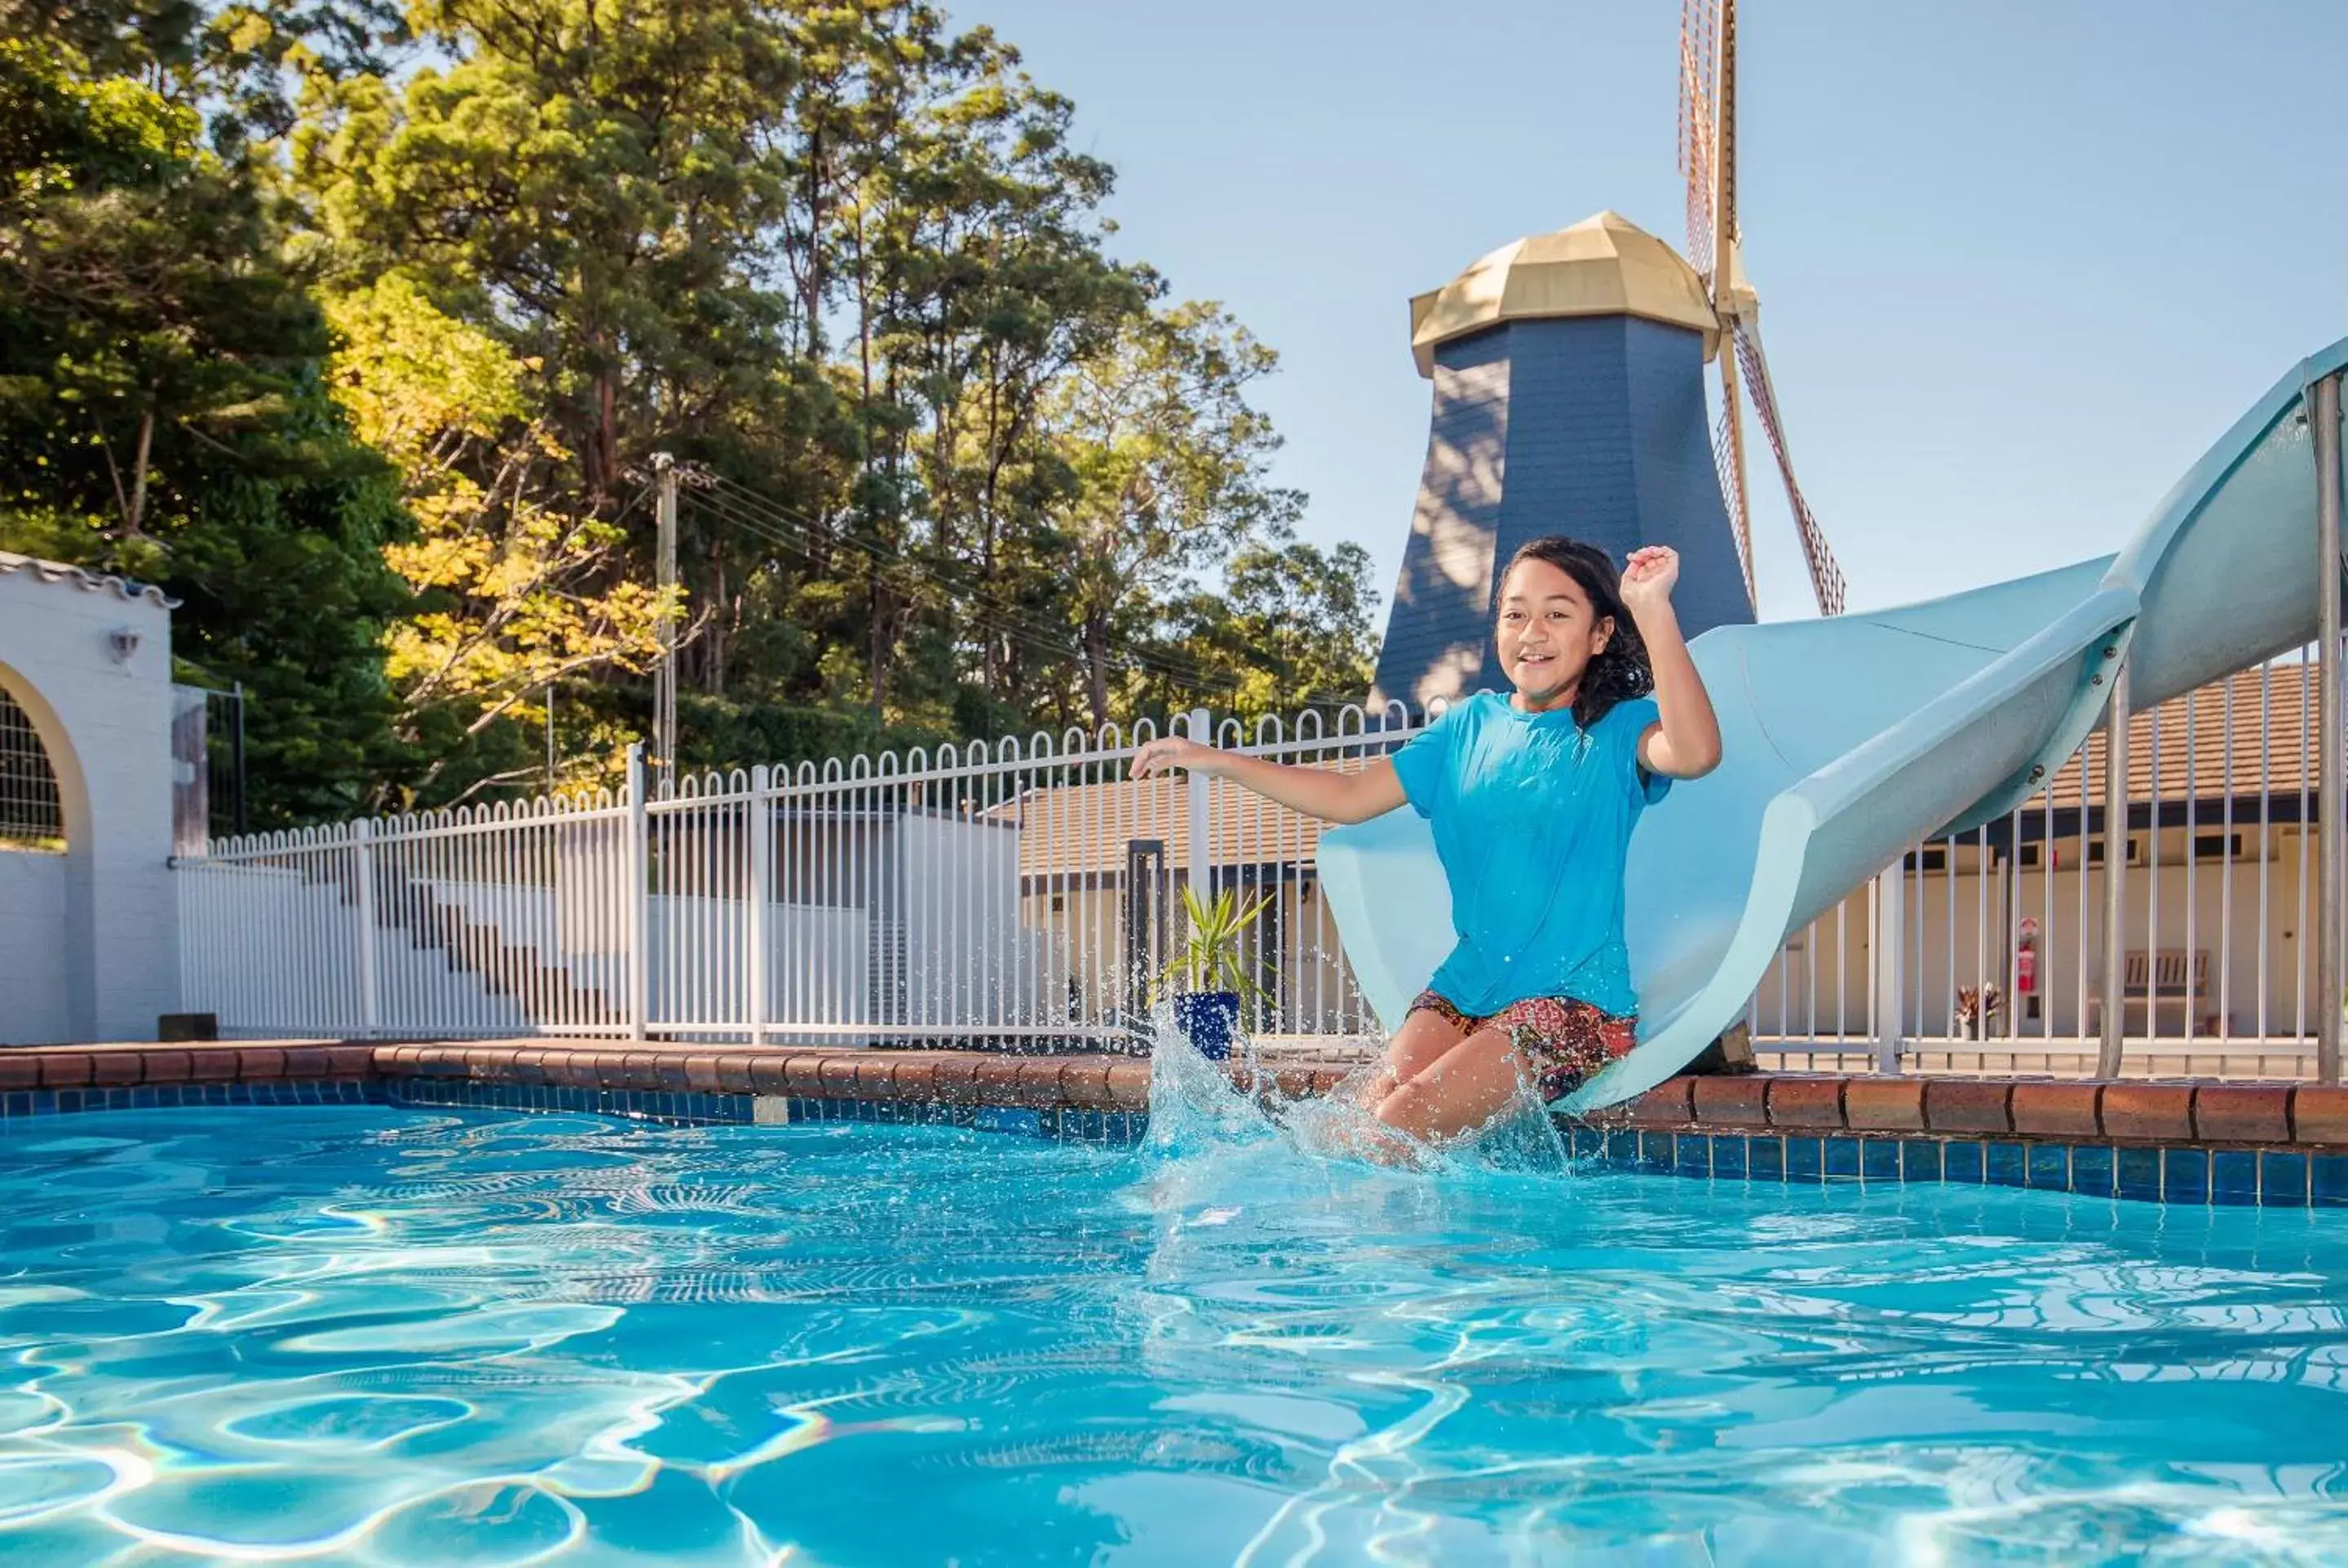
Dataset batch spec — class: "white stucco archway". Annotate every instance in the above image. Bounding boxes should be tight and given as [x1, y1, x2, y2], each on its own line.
[0, 553, 179, 1042]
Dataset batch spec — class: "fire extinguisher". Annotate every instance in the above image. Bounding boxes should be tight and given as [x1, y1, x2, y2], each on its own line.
[2016, 916, 2039, 1018]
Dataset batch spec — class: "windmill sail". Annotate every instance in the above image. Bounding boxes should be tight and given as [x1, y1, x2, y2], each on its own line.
[1734, 322, 1847, 616]
[1680, 0, 1846, 617]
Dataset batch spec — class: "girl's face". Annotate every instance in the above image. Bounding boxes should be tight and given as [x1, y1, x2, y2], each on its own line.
[1496, 556, 1612, 710]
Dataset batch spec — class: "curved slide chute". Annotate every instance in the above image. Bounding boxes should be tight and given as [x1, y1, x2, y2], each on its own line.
[1318, 337, 2348, 1111]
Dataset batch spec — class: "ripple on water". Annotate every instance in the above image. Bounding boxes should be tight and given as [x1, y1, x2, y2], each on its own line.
[221, 1394, 475, 1451]
[0, 1091, 2346, 1564]
[103, 1467, 398, 1556]
[365, 1480, 583, 1566]
[0, 1453, 128, 1530]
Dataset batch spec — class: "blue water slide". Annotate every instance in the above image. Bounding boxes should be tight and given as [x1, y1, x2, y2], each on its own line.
[1317, 337, 2348, 1110]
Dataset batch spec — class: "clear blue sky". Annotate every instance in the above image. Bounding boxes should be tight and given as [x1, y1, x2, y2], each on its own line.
[966, 0, 2348, 624]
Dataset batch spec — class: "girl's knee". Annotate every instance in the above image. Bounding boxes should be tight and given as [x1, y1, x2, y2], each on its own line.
[1372, 1082, 1438, 1141]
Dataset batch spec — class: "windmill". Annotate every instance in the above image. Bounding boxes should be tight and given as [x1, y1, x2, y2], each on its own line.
[1679, 0, 1846, 616]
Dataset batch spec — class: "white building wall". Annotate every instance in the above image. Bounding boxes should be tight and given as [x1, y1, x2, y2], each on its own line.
[0, 555, 179, 1042]
[0, 851, 69, 1043]
[1752, 823, 2324, 1045]
[895, 812, 1058, 1027]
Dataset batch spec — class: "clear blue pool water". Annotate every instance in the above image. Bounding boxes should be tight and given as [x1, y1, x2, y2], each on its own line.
[3, 1073, 2348, 1566]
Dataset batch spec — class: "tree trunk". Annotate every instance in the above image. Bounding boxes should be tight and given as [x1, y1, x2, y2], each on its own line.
[801, 124, 826, 358]
[1083, 612, 1112, 732]
[705, 552, 726, 696]
[867, 568, 891, 725]
[125, 406, 154, 537]
[591, 369, 619, 501]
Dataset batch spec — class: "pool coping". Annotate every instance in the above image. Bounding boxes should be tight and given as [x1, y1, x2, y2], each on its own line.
[4, 1042, 2347, 1203]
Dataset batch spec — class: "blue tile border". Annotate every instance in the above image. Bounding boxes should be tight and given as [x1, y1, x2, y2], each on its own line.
[380, 1078, 1149, 1145]
[1559, 1125, 2348, 1209]
[5, 1075, 2346, 1196]
[0, 1080, 384, 1120]
[0, 1076, 1147, 1146]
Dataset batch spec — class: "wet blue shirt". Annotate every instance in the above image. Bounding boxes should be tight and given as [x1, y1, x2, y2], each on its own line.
[1389, 691, 1669, 1018]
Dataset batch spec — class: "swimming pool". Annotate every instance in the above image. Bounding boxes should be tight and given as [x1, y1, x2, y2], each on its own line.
[3, 1093, 2347, 1565]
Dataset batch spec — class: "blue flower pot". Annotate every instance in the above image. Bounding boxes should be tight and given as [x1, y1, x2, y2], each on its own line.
[1174, 991, 1241, 1061]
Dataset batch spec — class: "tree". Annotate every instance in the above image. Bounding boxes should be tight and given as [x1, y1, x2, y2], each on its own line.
[323, 274, 671, 801]
[0, 7, 413, 826]
[1040, 301, 1302, 728]
[1156, 540, 1381, 722]
[6, 0, 1362, 823]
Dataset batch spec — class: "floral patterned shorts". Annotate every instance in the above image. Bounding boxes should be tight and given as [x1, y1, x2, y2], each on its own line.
[1408, 989, 1638, 1103]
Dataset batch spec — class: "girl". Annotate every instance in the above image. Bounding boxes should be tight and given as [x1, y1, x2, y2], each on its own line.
[1130, 537, 1722, 1149]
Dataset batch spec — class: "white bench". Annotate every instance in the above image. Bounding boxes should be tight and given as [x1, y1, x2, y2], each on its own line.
[2086, 947, 2217, 1037]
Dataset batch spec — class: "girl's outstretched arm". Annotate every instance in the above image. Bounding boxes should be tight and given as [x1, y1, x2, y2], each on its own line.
[1130, 739, 1407, 824]
[1620, 545, 1723, 780]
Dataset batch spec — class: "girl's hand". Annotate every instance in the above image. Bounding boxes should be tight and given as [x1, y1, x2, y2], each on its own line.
[1620, 545, 1680, 614]
[1130, 735, 1222, 779]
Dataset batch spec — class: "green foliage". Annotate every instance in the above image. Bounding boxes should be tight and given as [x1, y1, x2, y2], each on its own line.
[1155, 539, 1382, 722]
[1152, 884, 1272, 1004]
[0, 3, 413, 827]
[2, 0, 1385, 822]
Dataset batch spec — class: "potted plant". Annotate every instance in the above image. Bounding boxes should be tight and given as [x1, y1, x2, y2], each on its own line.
[1151, 884, 1271, 1061]
[1953, 982, 2005, 1041]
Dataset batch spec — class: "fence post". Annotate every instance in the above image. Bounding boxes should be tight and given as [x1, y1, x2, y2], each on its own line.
[1186, 707, 1213, 905]
[2316, 372, 2344, 1084]
[627, 744, 650, 1042]
[748, 764, 771, 1047]
[352, 818, 379, 1038]
[1871, 863, 1902, 1073]
[2098, 656, 2130, 1080]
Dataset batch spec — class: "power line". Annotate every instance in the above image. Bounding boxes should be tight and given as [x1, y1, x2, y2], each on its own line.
[700, 476, 1230, 688]
[689, 482, 1257, 703]
[693, 473, 1372, 712]
[686, 490, 1236, 710]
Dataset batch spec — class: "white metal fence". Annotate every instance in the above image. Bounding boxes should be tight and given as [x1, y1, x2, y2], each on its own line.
[178, 651, 2346, 1080]
[1755, 645, 2342, 1081]
[176, 708, 1406, 1052]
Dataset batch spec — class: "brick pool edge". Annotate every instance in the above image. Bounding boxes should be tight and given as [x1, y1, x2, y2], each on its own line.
[2, 1042, 2346, 1204]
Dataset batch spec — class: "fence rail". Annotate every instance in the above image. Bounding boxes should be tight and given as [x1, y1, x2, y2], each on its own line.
[176, 707, 1419, 1053]
[179, 650, 2347, 1082]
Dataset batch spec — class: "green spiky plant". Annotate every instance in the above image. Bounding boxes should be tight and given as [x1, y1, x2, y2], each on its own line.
[1151, 884, 1272, 1008]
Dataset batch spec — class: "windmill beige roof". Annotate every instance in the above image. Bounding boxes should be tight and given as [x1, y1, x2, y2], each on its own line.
[1408, 211, 1718, 378]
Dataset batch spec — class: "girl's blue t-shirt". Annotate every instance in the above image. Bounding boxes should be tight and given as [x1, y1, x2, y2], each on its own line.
[1389, 691, 1668, 1019]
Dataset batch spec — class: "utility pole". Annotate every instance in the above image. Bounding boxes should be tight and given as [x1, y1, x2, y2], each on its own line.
[653, 453, 679, 794]
[229, 680, 246, 838]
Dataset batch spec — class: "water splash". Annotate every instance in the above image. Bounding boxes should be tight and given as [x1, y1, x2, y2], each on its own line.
[1133, 1007, 1571, 1177]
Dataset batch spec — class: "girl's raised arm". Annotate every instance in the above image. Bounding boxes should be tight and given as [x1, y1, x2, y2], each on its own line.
[1130, 739, 1407, 825]
[1620, 545, 1722, 780]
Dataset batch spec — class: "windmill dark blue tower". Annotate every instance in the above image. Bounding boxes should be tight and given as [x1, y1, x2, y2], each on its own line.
[1369, 212, 1758, 713]
[1373, 0, 1851, 713]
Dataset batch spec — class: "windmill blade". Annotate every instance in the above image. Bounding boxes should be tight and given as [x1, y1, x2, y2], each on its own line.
[1713, 349, 1757, 611]
[1684, 0, 1759, 605]
[1678, 0, 1723, 286]
[1732, 320, 1847, 616]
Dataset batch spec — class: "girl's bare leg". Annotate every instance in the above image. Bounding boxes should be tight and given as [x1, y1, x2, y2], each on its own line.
[1370, 1027, 1537, 1144]
[1355, 1007, 1470, 1109]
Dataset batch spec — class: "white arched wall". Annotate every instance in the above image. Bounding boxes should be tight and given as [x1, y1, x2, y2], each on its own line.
[0, 555, 179, 1042]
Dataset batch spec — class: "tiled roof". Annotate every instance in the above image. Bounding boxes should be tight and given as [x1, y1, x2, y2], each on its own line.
[2036, 662, 2315, 814]
[0, 550, 177, 609]
[1010, 757, 1381, 880]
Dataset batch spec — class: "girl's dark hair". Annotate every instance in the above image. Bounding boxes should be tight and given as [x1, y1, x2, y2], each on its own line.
[1497, 536, 1654, 728]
